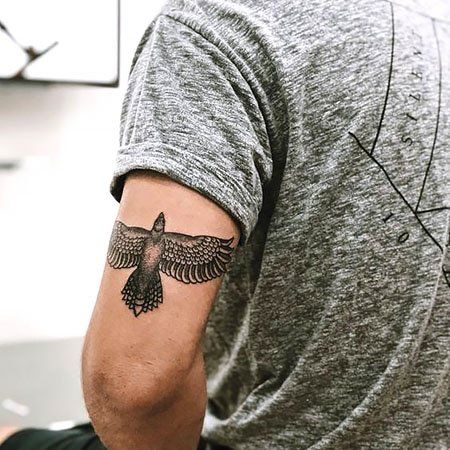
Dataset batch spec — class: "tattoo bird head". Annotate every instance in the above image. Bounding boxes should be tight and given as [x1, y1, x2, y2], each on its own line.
[152, 212, 165, 232]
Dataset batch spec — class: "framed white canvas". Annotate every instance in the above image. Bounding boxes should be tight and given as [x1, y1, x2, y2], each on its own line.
[0, 0, 120, 86]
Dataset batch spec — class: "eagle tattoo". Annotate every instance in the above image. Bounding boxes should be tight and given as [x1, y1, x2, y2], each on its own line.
[107, 212, 235, 317]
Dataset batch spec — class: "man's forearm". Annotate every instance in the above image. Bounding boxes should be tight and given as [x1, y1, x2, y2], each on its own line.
[84, 350, 207, 450]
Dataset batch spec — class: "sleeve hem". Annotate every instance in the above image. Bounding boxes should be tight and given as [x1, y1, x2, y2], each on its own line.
[110, 142, 259, 246]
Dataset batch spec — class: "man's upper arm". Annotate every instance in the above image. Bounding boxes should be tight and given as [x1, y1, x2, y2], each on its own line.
[83, 170, 239, 405]
[82, 11, 272, 425]
[80, 8, 274, 447]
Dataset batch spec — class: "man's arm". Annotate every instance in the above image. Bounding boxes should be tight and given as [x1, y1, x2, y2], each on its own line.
[82, 170, 239, 450]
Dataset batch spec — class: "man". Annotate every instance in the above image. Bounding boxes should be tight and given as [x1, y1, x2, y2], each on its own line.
[1, 0, 449, 448]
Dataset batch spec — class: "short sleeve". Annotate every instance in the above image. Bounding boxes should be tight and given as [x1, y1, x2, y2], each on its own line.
[110, 14, 273, 246]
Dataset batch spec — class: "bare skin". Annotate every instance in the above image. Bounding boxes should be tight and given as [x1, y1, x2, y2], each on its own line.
[83, 171, 240, 449]
[0, 426, 19, 445]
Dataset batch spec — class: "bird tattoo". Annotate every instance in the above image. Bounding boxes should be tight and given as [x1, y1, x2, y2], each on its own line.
[107, 212, 235, 317]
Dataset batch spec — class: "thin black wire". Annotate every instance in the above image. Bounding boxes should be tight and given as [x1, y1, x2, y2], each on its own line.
[0, 18, 58, 79]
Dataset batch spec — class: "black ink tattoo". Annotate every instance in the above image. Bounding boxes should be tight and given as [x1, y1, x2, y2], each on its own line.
[107, 212, 235, 317]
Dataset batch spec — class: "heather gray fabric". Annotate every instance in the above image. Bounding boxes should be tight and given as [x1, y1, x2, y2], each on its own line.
[110, 0, 450, 448]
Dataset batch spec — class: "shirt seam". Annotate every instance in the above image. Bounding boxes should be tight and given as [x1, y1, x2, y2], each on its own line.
[126, 15, 164, 147]
[117, 142, 259, 214]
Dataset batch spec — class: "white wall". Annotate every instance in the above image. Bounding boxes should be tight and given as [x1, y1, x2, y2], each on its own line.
[0, 0, 166, 343]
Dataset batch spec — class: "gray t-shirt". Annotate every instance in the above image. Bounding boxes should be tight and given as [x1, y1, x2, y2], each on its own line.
[110, 0, 450, 448]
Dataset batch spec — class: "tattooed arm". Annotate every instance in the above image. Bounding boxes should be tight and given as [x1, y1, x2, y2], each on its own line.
[82, 170, 239, 450]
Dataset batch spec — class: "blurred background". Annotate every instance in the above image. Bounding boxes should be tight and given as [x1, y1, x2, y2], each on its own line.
[0, 0, 166, 429]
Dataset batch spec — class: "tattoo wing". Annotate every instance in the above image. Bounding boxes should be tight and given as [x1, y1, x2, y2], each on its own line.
[159, 233, 234, 283]
[107, 221, 150, 269]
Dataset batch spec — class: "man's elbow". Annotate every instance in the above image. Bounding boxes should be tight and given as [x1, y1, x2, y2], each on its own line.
[81, 337, 200, 425]
[83, 361, 176, 420]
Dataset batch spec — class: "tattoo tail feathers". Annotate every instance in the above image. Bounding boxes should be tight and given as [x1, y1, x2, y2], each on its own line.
[121, 269, 163, 317]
